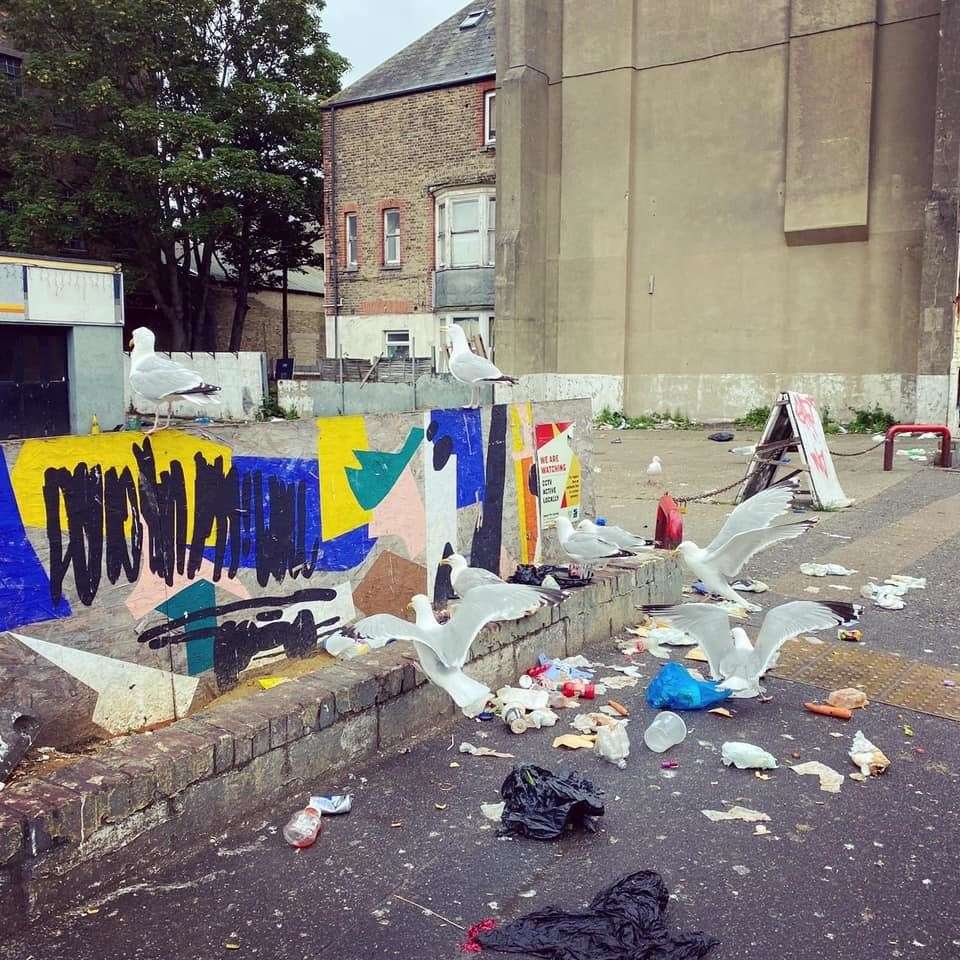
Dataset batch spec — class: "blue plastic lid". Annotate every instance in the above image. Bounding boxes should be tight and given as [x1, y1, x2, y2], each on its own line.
[596, 517, 607, 525]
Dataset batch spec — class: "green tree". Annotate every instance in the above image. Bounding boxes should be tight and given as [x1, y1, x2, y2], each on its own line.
[0, 0, 345, 350]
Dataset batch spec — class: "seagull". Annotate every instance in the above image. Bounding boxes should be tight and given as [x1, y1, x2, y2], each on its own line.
[129, 327, 220, 433]
[675, 480, 813, 612]
[578, 519, 653, 552]
[644, 600, 861, 698]
[556, 515, 633, 575]
[440, 553, 566, 607]
[447, 325, 518, 409]
[646, 456, 663, 485]
[331, 586, 557, 710]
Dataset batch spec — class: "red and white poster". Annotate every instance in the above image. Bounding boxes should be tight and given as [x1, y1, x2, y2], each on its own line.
[535, 421, 582, 528]
[783, 391, 852, 508]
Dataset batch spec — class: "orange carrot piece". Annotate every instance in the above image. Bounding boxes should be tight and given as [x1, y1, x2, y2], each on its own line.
[608, 699, 630, 717]
[804, 701, 852, 720]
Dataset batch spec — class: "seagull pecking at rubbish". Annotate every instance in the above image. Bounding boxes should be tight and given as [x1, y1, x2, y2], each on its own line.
[128, 327, 220, 433]
[578, 518, 653, 552]
[644, 600, 861, 698]
[675, 480, 814, 612]
[556, 514, 634, 576]
[330, 586, 560, 711]
[440, 553, 567, 606]
[646, 456, 663, 485]
[446, 324, 518, 409]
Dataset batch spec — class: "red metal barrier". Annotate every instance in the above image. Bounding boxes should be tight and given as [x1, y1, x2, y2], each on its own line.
[883, 424, 952, 471]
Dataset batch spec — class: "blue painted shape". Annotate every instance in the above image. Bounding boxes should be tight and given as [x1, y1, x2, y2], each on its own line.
[428, 408, 485, 508]
[203, 456, 377, 574]
[156, 579, 215, 675]
[0, 451, 72, 632]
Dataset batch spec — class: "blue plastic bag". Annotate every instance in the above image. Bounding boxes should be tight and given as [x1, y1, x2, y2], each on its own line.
[645, 661, 733, 711]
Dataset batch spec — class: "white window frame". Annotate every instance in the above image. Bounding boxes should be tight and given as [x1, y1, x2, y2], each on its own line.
[383, 208, 400, 265]
[434, 188, 496, 269]
[384, 329, 411, 359]
[484, 90, 496, 146]
[345, 212, 358, 269]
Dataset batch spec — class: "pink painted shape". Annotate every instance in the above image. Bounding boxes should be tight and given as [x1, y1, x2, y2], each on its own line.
[499, 545, 516, 580]
[370, 466, 426, 561]
[124, 529, 249, 619]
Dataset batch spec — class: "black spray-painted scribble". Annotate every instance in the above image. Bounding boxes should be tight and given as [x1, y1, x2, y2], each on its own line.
[43, 438, 319, 605]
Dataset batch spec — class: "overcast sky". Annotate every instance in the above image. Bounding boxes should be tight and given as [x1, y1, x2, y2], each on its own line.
[323, 0, 469, 88]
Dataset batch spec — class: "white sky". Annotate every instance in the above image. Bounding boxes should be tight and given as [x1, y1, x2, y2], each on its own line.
[323, 0, 469, 88]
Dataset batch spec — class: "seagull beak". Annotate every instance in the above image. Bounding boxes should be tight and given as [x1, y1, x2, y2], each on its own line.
[406, 601, 415, 612]
[128, 338, 134, 349]
[438, 558, 451, 567]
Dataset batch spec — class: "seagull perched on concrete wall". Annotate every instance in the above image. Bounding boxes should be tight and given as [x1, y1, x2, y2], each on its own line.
[128, 327, 220, 433]
[440, 553, 566, 605]
[447, 324, 518, 409]
[578, 518, 653, 552]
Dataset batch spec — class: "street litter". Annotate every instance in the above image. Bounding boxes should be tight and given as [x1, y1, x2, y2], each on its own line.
[721, 741, 778, 770]
[860, 583, 905, 610]
[309, 794, 352, 815]
[469, 870, 719, 959]
[480, 802, 505, 822]
[256, 676, 291, 689]
[730, 578, 768, 593]
[800, 563, 858, 577]
[645, 661, 732, 711]
[572, 712, 622, 733]
[685, 647, 710, 663]
[595, 723, 630, 768]
[498, 765, 604, 840]
[849, 731, 891, 777]
[553, 733, 597, 750]
[282, 803, 323, 848]
[903, 723, 914, 737]
[804, 702, 852, 720]
[643, 711, 687, 753]
[708, 707, 733, 718]
[827, 688, 868, 710]
[599, 675, 639, 689]
[607, 699, 630, 717]
[709, 431, 735, 442]
[731, 444, 757, 457]
[701, 806, 770, 823]
[661, 758, 680, 769]
[792, 760, 844, 793]
[460, 742, 515, 759]
[754, 824, 771, 836]
[755, 772, 771, 781]
[838, 629, 862, 642]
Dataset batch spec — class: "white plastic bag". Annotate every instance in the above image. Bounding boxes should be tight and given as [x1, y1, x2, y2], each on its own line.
[595, 723, 630, 769]
[721, 741, 779, 770]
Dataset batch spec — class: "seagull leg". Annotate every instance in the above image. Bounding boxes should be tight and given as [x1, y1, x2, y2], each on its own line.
[146, 409, 159, 435]
[164, 400, 174, 430]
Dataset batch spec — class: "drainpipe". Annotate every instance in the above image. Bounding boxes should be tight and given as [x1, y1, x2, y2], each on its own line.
[329, 104, 344, 412]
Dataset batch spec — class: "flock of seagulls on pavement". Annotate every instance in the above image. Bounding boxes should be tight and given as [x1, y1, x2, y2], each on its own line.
[126, 325, 859, 711]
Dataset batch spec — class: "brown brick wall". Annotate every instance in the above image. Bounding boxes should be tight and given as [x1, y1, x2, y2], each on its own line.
[322, 79, 496, 320]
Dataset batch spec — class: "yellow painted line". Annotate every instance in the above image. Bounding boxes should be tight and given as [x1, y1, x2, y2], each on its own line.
[0, 255, 119, 274]
[0, 303, 25, 313]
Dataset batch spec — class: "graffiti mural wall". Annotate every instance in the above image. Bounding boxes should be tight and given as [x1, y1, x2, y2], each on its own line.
[0, 401, 592, 744]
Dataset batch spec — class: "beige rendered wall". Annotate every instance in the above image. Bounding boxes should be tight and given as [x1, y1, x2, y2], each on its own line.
[498, 0, 953, 422]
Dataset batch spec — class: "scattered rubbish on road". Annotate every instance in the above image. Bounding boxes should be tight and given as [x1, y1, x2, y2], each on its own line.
[553, 733, 597, 750]
[731, 444, 758, 457]
[518, 889, 537, 899]
[804, 702, 852, 720]
[708, 707, 733, 718]
[499, 765, 604, 840]
[643, 711, 687, 753]
[755, 771, 772, 781]
[708, 431, 735, 442]
[701, 805, 770, 823]
[282, 803, 322, 848]
[608, 699, 630, 717]
[792, 760, 844, 793]
[721, 741, 779, 770]
[754, 824, 771, 836]
[944, 679, 957, 687]
[600, 675, 638, 690]
[838, 629, 862, 642]
[827, 688, 868, 710]
[503, 706, 529, 734]
[256, 676, 291, 689]
[730, 578, 768, 593]
[480, 802, 505, 822]
[462, 918, 498, 953]
[849, 731, 891, 778]
[435, 803, 448, 811]
[471, 870, 720, 959]
[661, 758, 680, 769]
[224, 937, 241, 950]
[861, 575, 926, 611]
[902, 724, 914, 737]
[595, 722, 630, 768]
[309, 794, 352, 815]
[800, 563, 858, 577]
[646, 661, 733, 710]
[572, 712, 622, 734]
[460, 742, 515, 759]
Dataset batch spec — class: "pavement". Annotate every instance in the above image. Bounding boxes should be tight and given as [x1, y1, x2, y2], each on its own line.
[4, 430, 960, 960]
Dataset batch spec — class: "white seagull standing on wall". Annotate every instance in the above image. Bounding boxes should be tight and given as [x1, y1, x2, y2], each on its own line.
[128, 327, 221, 433]
[446, 324, 518, 409]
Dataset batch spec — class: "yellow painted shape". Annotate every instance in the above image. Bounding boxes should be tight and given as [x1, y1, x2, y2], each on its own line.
[11, 431, 231, 541]
[316, 416, 373, 540]
[0, 303, 25, 313]
[510, 402, 538, 564]
[565, 452, 582, 510]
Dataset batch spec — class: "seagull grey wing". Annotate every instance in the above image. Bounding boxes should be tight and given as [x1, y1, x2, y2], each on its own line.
[705, 480, 799, 555]
[752, 601, 859, 676]
[645, 603, 733, 678]
[340, 613, 430, 649]
[450, 351, 508, 383]
[705, 518, 815, 577]
[602, 524, 653, 550]
[456, 567, 505, 593]
[130, 352, 204, 400]
[565, 530, 630, 560]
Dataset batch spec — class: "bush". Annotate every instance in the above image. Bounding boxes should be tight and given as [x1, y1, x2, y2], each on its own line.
[734, 406, 771, 430]
[847, 403, 896, 435]
[594, 407, 698, 430]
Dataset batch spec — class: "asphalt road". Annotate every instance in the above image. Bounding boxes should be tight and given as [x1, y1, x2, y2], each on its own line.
[4, 469, 960, 960]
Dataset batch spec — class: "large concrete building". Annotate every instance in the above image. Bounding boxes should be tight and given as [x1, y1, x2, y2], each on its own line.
[496, 0, 960, 424]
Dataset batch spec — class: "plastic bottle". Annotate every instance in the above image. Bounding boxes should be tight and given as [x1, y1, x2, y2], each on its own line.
[282, 804, 322, 848]
[561, 680, 596, 700]
[503, 706, 528, 734]
[90, 415, 100, 435]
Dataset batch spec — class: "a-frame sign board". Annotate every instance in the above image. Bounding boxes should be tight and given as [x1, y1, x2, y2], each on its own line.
[738, 391, 853, 509]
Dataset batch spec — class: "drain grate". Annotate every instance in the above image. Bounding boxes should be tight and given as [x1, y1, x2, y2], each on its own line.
[770, 640, 960, 721]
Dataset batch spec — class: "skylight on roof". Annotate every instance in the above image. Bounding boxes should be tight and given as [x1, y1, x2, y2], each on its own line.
[459, 9, 486, 30]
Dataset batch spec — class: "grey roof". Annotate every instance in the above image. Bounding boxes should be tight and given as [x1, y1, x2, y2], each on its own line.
[327, 1, 495, 107]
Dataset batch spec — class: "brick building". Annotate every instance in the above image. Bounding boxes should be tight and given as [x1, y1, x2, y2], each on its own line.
[322, 2, 496, 368]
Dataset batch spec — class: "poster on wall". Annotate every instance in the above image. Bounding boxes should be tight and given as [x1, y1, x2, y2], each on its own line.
[535, 421, 582, 528]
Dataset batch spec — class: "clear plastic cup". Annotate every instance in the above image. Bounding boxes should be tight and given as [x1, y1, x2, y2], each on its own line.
[643, 711, 687, 753]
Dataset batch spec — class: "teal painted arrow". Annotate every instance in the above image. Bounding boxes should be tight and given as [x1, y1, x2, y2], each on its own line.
[346, 427, 425, 511]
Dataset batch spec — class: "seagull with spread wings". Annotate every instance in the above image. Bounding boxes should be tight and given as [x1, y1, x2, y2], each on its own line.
[331, 585, 558, 710]
[447, 324, 518, 409]
[676, 480, 813, 611]
[647, 600, 861, 698]
[128, 327, 220, 433]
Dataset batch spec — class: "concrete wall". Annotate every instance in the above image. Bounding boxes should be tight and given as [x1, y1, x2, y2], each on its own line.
[0, 400, 592, 744]
[123, 352, 267, 422]
[497, 0, 958, 424]
[67, 326, 126, 435]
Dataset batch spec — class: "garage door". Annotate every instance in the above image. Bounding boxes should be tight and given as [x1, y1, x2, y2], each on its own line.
[0, 325, 71, 439]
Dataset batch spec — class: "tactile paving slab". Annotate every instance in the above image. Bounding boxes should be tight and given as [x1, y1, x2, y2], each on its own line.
[770, 639, 960, 722]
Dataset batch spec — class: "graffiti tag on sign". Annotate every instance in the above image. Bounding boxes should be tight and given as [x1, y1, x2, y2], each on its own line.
[534, 422, 581, 528]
